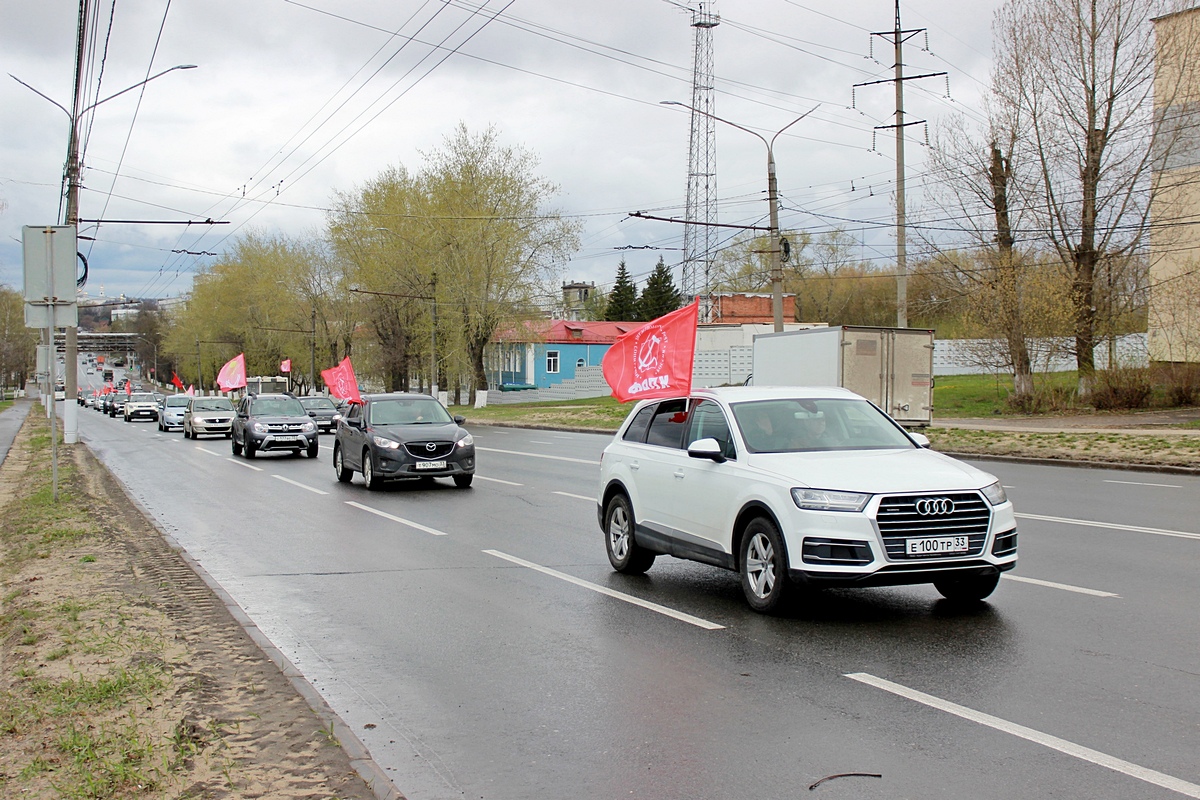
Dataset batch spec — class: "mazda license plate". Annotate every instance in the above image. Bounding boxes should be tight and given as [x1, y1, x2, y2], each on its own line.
[414, 460, 446, 470]
[906, 536, 969, 555]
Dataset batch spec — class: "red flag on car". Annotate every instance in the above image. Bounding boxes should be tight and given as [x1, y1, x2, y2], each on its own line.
[280, 358, 291, 373]
[125, 381, 132, 395]
[171, 371, 185, 391]
[186, 385, 195, 396]
[601, 300, 699, 403]
[320, 357, 362, 405]
[216, 353, 247, 392]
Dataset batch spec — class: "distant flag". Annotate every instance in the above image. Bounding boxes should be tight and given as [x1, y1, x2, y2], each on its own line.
[186, 385, 195, 396]
[280, 358, 292, 373]
[125, 381, 132, 395]
[216, 353, 247, 392]
[171, 371, 185, 391]
[320, 357, 362, 404]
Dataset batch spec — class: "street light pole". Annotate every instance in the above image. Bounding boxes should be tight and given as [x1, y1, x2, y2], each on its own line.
[10, 61, 197, 443]
[661, 102, 817, 332]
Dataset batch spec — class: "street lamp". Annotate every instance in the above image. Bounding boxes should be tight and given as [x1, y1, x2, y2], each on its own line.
[10, 62, 197, 443]
[661, 101, 817, 332]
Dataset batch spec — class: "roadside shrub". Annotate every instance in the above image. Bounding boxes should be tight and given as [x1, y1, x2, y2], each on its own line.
[1004, 385, 1076, 414]
[1154, 362, 1200, 407]
[1091, 366, 1152, 410]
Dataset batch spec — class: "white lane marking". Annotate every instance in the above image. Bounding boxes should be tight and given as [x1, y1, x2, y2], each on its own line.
[553, 491, 596, 502]
[225, 458, 263, 472]
[1103, 479, 1182, 489]
[845, 672, 1200, 799]
[1002, 574, 1119, 598]
[320, 443, 334, 452]
[272, 475, 329, 495]
[476, 446, 600, 465]
[483, 549, 724, 631]
[529, 440, 552, 444]
[344, 501, 448, 536]
[196, 447, 224, 457]
[475, 475, 524, 486]
[1015, 513, 1200, 541]
[1002, 485, 1015, 489]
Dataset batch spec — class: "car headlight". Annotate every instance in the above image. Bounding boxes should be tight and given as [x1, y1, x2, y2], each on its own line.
[791, 488, 871, 512]
[981, 481, 1008, 506]
[252, 422, 267, 433]
[456, 433, 474, 448]
[372, 435, 401, 450]
[301, 420, 316, 433]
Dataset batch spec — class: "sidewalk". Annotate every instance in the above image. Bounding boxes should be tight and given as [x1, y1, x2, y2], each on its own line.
[0, 398, 33, 465]
[935, 407, 1200, 436]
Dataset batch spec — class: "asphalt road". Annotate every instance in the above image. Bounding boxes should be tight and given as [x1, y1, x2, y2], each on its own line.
[68, 368, 1200, 800]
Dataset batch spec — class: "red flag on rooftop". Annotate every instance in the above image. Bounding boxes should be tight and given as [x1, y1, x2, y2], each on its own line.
[320, 357, 362, 405]
[216, 353, 247, 392]
[601, 299, 699, 403]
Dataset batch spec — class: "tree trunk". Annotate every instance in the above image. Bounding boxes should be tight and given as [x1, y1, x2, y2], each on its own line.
[990, 143, 1034, 398]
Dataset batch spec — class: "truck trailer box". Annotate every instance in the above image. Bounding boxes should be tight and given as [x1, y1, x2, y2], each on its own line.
[751, 325, 935, 426]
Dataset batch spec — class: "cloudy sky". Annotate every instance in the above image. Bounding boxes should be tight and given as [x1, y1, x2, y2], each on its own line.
[1, 0, 1002, 303]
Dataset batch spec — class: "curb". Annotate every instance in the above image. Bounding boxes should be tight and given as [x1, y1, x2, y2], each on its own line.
[82, 435, 404, 800]
[938, 450, 1200, 476]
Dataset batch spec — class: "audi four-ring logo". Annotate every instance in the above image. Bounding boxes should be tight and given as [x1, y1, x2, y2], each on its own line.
[915, 497, 955, 516]
[425, 442, 437, 452]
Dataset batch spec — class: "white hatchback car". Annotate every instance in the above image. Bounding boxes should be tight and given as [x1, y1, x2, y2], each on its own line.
[597, 386, 1017, 613]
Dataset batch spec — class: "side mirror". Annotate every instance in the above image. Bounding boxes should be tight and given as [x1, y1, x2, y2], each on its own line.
[307, 411, 317, 417]
[910, 432, 931, 448]
[687, 437, 727, 463]
[453, 415, 466, 425]
[332, 413, 343, 423]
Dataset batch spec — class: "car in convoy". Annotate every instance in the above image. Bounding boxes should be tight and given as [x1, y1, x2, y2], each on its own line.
[124, 392, 159, 422]
[53, 383, 66, 401]
[231, 392, 318, 458]
[298, 395, 340, 433]
[108, 394, 129, 418]
[183, 396, 236, 439]
[332, 392, 475, 490]
[597, 386, 1017, 613]
[157, 394, 191, 431]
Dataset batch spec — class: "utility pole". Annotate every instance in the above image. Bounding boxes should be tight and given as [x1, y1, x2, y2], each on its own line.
[60, 0, 90, 444]
[853, 0, 945, 328]
[310, 306, 317, 396]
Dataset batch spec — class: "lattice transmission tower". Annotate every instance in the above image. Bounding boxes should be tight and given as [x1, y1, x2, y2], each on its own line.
[682, 3, 719, 322]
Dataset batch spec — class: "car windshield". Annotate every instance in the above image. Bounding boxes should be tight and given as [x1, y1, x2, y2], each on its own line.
[165, 396, 191, 407]
[300, 397, 337, 411]
[251, 397, 306, 416]
[130, 394, 156, 403]
[731, 398, 915, 453]
[192, 398, 234, 412]
[368, 397, 453, 425]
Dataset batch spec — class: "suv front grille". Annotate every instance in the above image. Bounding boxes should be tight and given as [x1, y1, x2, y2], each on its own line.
[876, 492, 991, 560]
[404, 441, 454, 459]
[265, 422, 305, 433]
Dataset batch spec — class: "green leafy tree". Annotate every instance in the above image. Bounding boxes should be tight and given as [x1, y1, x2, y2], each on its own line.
[0, 285, 36, 393]
[604, 259, 640, 321]
[638, 257, 682, 320]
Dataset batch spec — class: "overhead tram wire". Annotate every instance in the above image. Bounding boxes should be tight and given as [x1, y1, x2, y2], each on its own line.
[139, 0, 455, 298]
[149, 0, 516, 297]
[92, 0, 174, 272]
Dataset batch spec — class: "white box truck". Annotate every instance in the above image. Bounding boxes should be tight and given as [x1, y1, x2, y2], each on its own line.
[752, 326, 935, 426]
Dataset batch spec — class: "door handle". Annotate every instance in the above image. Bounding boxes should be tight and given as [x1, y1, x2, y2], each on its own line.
[674, 470, 685, 479]
[630, 461, 640, 471]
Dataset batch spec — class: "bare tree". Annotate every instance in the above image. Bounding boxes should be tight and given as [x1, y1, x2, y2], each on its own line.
[992, 0, 1200, 395]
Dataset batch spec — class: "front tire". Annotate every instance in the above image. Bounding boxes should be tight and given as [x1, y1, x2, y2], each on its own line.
[934, 572, 1000, 602]
[453, 474, 473, 488]
[307, 441, 319, 459]
[740, 517, 792, 614]
[362, 450, 379, 490]
[333, 445, 352, 483]
[245, 439, 257, 459]
[232, 437, 242, 456]
[604, 494, 655, 574]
